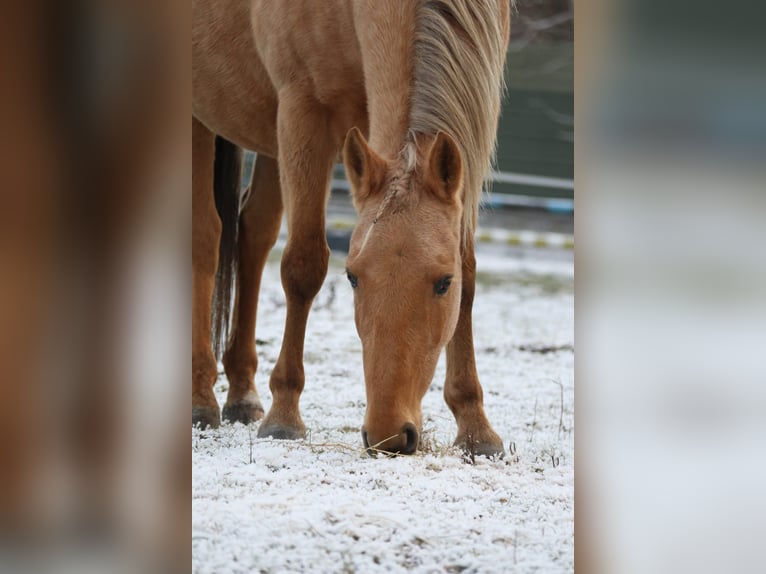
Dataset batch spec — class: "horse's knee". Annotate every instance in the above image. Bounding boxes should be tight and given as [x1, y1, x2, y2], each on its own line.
[280, 235, 329, 304]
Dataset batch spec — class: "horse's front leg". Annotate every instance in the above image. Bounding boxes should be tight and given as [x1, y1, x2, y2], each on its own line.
[444, 236, 505, 457]
[257, 92, 337, 439]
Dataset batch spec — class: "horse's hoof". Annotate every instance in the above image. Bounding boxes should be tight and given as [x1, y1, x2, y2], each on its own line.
[456, 431, 506, 460]
[257, 421, 306, 440]
[192, 405, 221, 429]
[222, 399, 265, 425]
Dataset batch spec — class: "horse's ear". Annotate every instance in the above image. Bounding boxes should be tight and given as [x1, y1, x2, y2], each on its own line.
[426, 131, 463, 202]
[343, 127, 384, 207]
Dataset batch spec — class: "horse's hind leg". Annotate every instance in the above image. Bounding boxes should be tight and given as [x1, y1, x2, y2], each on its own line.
[257, 92, 336, 439]
[192, 117, 221, 428]
[444, 237, 505, 457]
[222, 155, 283, 424]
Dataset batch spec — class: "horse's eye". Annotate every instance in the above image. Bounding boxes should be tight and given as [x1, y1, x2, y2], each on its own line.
[346, 271, 358, 289]
[434, 275, 453, 296]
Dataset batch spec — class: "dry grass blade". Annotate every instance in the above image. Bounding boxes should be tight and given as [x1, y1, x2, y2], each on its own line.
[365, 434, 406, 458]
[463, 433, 476, 465]
[542, 378, 565, 438]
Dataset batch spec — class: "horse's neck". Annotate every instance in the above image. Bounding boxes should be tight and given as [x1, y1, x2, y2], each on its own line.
[353, 2, 417, 159]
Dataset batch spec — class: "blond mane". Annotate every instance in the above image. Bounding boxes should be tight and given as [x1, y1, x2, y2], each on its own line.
[409, 0, 509, 238]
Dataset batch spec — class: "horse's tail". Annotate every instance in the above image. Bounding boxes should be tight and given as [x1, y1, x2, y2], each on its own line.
[212, 136, 241, 360]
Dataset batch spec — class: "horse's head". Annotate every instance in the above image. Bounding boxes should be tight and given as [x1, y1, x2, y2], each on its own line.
[343, 128, 464, 455]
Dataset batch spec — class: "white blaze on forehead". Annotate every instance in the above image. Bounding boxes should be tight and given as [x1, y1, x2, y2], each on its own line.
[357, 186, 392, 255]
[358, 221, 376, 255]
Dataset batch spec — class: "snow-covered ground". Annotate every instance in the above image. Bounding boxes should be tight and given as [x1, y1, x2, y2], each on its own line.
[193, 243, 574, 573]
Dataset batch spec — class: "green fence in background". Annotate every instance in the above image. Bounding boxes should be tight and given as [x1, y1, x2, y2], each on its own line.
[495, 42, 573, 201]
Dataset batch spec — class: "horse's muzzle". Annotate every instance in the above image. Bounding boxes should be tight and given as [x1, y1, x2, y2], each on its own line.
[362, 423, 419, 456]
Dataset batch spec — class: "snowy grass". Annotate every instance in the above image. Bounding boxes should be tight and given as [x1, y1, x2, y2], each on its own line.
[193, 246, 573, 573]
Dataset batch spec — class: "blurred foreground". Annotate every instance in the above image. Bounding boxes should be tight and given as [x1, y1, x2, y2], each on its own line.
[0, 2, 188, 572]
[578, 1, 766, 573]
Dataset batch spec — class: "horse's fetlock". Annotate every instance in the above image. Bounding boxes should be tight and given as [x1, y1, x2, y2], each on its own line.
[445, 384, 483, 414]
[192, 352, 218, 386]
[270, 376, 304, 396]
[223, 347, 257, 380]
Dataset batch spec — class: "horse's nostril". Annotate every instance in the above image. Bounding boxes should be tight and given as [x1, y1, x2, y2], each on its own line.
[401, 423, 419, 455]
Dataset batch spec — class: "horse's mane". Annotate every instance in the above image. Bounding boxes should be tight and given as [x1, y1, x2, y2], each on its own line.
[409, 0, 509, 239]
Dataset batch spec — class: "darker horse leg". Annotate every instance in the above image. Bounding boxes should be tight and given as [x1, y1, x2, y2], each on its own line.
[222, 154, 283, 424]
[257, 92, 335, 439]
[192, 117, 221, 428]
[444, 236, 505, 457]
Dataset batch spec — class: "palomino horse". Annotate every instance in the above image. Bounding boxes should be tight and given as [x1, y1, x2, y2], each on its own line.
[192, 0, 510, 456]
